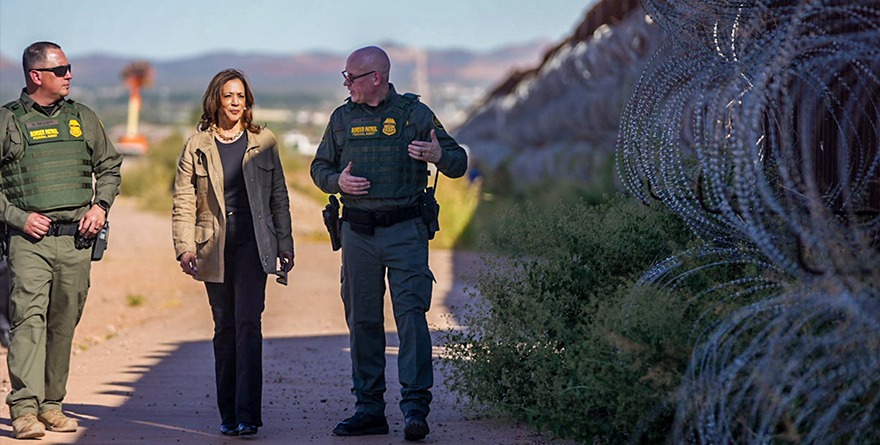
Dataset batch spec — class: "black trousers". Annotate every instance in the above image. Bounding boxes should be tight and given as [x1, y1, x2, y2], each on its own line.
[205, 212, 267, 427]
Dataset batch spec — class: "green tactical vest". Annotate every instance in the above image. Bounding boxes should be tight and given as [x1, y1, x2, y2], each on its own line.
[339, 93, 428, 199]
[1, 99, 93, 212]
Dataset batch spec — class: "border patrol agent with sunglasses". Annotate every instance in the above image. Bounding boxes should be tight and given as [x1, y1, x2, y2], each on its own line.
[0, 41, 122, 440]
[311, 46, 467, 442]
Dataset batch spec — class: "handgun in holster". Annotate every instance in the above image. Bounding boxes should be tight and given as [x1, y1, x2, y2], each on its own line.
[322, 195, 342, 251]
[91, 221, 109, 261]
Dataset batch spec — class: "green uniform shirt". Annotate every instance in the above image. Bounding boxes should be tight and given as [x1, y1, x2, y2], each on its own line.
[0, 90, 122, 228]
[311, 84, 468, 212]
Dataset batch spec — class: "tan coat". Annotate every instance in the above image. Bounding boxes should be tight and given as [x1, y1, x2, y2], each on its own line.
[171, 129, 293, 283]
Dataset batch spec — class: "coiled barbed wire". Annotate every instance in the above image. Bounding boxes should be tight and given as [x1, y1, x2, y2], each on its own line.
[617, 0, 879, 443]
[455, 6, 663, 184]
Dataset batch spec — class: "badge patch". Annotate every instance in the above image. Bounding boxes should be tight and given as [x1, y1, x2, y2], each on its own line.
[432, 115, 444, 130]
[382, 118, 397, 136]
[69, 119, 83, 138]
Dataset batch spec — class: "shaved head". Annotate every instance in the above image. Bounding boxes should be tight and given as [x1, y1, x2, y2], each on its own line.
[344, 46, 392, 106]
[349, 46, 390, 79]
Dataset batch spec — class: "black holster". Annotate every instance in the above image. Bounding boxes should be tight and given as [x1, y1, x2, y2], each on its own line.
[0, 223, 7, 260]
[91, 221, 109, 261]
[322, 195, 342, 251]
[420, 187, 440, 240]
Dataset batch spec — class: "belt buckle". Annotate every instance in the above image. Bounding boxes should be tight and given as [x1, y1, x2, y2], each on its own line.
[48, 223, 60, 236]
[375, 212, 391, 226]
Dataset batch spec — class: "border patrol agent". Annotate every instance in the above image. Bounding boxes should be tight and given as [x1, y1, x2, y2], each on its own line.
[311, 46, 467, 442]
[0, 41, 122, 440]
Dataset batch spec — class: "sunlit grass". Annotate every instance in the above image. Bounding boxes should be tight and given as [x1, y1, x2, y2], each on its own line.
[280, 150, 327, 203]
[433, 175, 481, 249]
[119, 132, 183, 212]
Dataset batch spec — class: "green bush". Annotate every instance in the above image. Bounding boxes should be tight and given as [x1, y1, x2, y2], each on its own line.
[443, 196, 735, 442]
[454, 179, 615, 250]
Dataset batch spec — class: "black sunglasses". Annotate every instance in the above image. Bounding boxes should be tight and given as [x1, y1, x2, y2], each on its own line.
[33, 64, 72, 77]
[341, 70, 375, 83]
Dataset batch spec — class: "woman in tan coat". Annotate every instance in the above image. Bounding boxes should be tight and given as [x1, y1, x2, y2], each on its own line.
[171, 69, 294, 437]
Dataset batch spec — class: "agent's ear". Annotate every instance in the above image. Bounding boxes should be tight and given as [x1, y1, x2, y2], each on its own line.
[28, 70, 43, 87]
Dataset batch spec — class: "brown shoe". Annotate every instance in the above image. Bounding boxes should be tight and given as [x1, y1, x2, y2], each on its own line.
[38, 409, 78, 432]
[12, 413, 46, 439]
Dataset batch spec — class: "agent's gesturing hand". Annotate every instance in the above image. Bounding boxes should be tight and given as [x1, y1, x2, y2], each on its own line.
[408, 129, 442, 164]
[338, 161, 370, 195]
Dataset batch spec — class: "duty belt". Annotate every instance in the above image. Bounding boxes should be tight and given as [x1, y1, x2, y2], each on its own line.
[47, 221, 79, 237]
[342, 205, 420, 228]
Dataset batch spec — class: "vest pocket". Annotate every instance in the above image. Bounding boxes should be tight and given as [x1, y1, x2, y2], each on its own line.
[194, 222, 213, 244]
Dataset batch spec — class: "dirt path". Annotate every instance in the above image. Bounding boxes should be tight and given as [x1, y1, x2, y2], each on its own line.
[0, 192, 567, 444]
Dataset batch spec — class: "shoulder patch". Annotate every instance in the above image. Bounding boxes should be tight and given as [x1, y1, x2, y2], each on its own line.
[432, 115, 444, 130]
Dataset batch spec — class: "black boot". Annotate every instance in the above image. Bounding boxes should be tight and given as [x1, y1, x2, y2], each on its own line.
[403, 411, 429, 441]
[331, 412, 389, 436]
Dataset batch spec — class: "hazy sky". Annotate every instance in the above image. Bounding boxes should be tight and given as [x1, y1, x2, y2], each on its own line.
[0, 0, 596, 60]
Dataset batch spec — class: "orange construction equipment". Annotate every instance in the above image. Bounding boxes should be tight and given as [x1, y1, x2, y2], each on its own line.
[117, 61, 153, 156]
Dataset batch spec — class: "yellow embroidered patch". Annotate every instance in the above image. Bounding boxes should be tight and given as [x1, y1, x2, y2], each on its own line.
[432, 115, 444, 130]
[69, 119, 83, 138]
[351, 125, 378, 136]
[382, 118, 397, 136]
[29, 127, 60, 141]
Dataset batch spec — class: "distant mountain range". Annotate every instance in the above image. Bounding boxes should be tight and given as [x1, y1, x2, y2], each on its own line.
[0, 41, 550, 103]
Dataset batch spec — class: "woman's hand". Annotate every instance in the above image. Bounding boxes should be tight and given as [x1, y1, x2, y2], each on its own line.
[179, 251, 198, 277]
[279, 250, 295, 272]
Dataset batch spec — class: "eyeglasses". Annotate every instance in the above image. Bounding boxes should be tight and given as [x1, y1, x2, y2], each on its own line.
[32, 64, 72, 77]
[341, 70, 375, 83]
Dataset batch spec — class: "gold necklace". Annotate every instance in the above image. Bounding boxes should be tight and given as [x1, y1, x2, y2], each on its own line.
[212, 125, 244, 143]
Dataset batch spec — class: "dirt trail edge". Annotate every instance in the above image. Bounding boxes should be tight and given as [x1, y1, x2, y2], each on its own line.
[0, 193, 569, 445]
